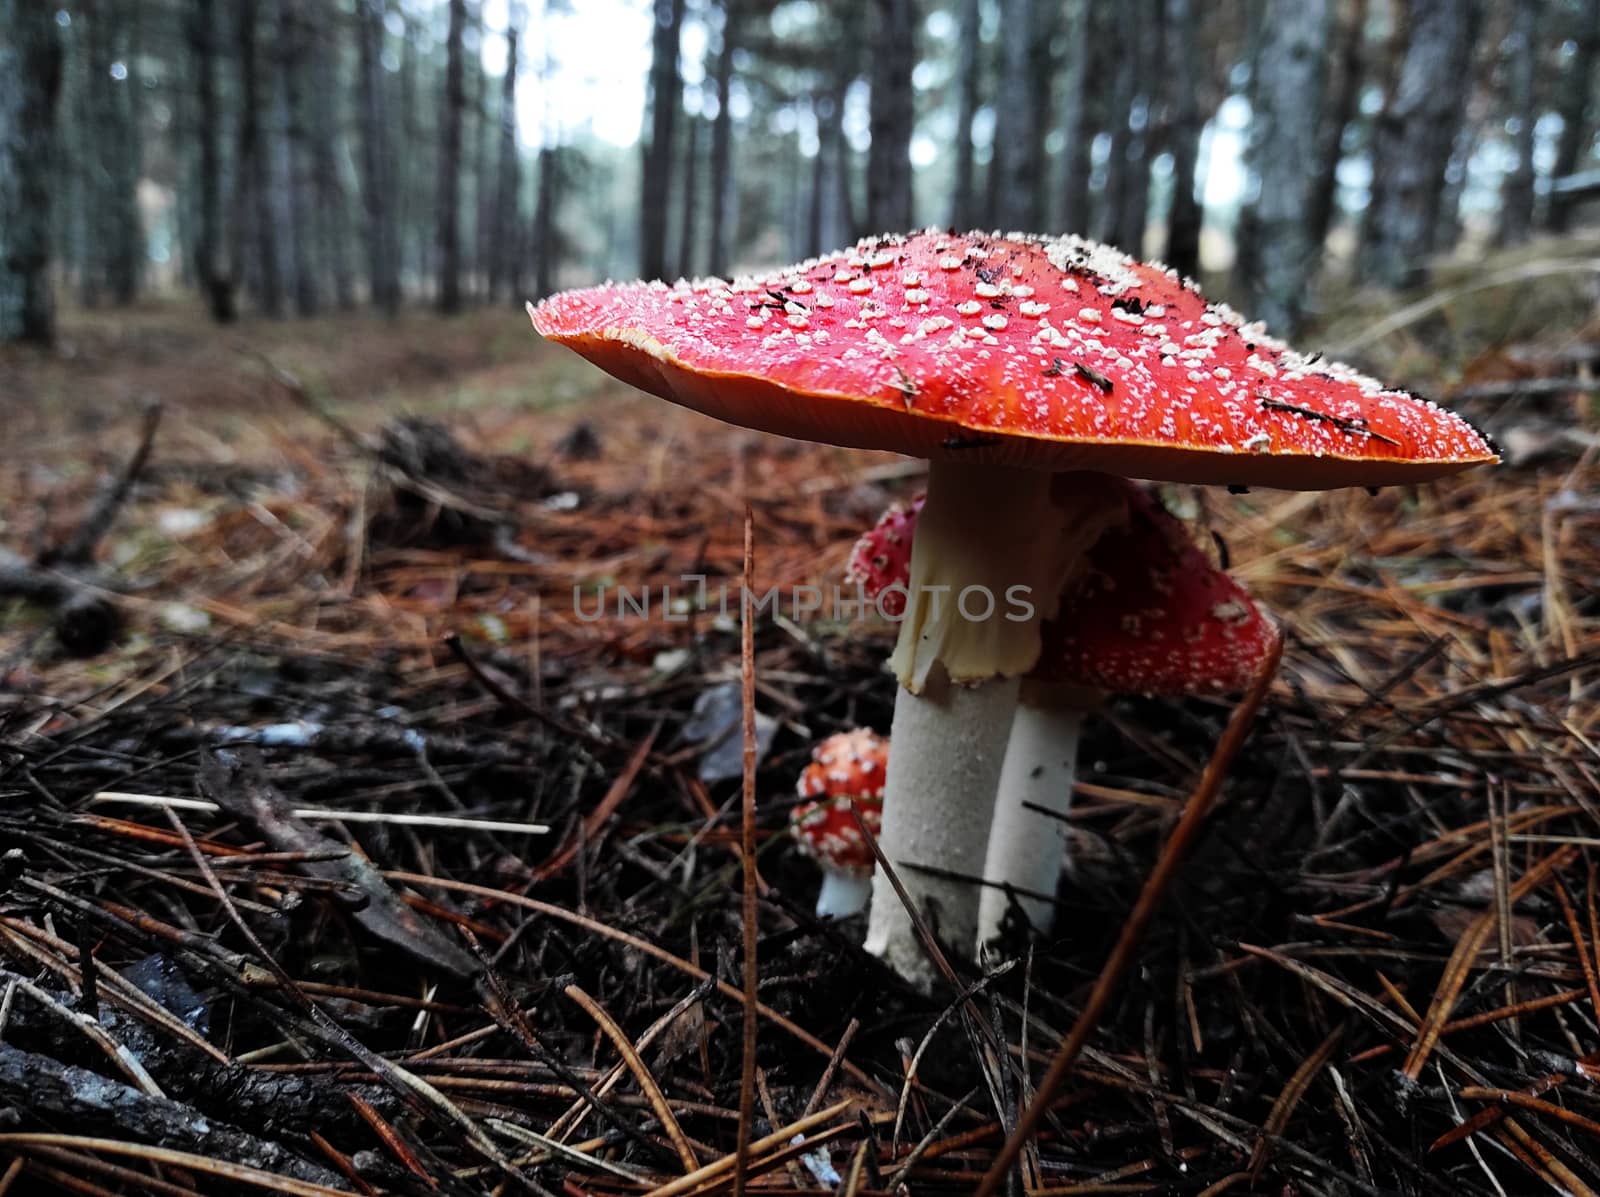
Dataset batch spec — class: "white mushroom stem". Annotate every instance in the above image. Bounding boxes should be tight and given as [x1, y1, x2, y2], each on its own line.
[864, 463, 1125, 988]
[976, 682, 1100, 947]
[815, 870, 873, 919]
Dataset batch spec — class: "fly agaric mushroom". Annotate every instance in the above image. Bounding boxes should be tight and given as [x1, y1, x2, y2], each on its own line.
[790, 728, 890, 918]
[530, 230, 1495, 986]
[850, 482, 1277, 945]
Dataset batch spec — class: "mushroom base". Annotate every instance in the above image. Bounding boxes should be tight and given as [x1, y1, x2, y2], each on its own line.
[864, 665, 1019, 989]
[976, 683, 1096, 948]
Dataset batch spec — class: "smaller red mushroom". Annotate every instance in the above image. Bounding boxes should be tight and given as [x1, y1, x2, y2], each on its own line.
[845, 496, 923, 618]
[790, 729, 889, 918]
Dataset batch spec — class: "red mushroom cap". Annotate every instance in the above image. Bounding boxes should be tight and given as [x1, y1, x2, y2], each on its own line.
[531, 230, 1494, 489]
[845, 496, 924, 617]
[848, 483, 1275, 696]
[790, 729, 888, 877]
[796, 728, 890, 801]
[1029, 486, 1277, 695]
[791, 793, 884, 878]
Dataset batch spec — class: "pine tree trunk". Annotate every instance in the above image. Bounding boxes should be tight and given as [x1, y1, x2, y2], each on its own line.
[1096, 3, 1137, 245]
[640, 0, 685, 279]
[950, 0, 981, 228]
[1056, 0, 1093, 235]
[436, 0, 466, 313]
[1245, 0, 1330, 336]
[677, 114, 699, 278]
[280, 0, 317, 316]
[356, 0, 398, 313]
[994, 0, 1037, 231]
[1161, 0, 1203, 277]
[1548, 0, 1599, 230]
[490, 19, 521, 302]
[708, 2, 737, 277]
[532, 145, 558, 299]
[472, 6, 494, 299]
[1307, 0, 1369, 255]
[237, 0, 283, 315]
[1360, 0, 1484, 289]
[308, 11, 354, 310]
[1115, 0, 1162, 255]
[1498, 0, 1541, 245]
[0, 0, 63, 343]
[79, 0, 143, 307]
[867, 0, 915, 231]
[188, 0, 237, 321]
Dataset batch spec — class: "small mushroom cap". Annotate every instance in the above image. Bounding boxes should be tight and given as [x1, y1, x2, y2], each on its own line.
[791, 794, 884, 878]
[849, 483, 1275, 696]
[844, 495, 924, 617]
[790, 729, 889, 877]
[1029, 486, 1277, 696]
[531, 230, 1495, 489]
[796, 728, 890, 801]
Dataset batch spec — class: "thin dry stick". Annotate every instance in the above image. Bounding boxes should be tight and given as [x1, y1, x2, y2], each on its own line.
[563, 983, 699, 1174]
[640, 1100, 853, 1197]
[734, 506, 759, 1197]
[973, 631, 1283, 1197]
[89, 791, 549, 835]
[0, 1136, 351, 1197]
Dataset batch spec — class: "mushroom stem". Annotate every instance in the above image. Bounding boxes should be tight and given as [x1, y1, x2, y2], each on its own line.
[866, 665, 1018, 983]
[976, 682, 1097, 947]
[815, 870, 873, 920]
[866, 463, 1123, 987]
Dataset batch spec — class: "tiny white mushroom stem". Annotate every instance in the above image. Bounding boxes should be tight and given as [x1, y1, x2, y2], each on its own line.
[864, 463, 1125, 988]
[976, 681, 1101, 947]
[815, 870, 873, 919]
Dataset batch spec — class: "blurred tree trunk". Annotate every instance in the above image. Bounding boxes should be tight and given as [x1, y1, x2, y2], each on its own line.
[436, 0, 466, 313]
[188, 0, 238, 322]
[238, 0, 283, 316]
[708, 2, 738, 277]
[1243, 0, 1330, 336]
[188, 0, 236, 323]
[1548, 0, 1599, 230]
[867, 0, 915, 231]
[1230, 0, 1268, 294]
[259, 0, 300, 315]
[677, 113, 700, 277]
[950, 0, 981, 228]
[357, 0, 399, 313]
[531, 0, 560, 299]
[398, 8, 425, 288]
[641, 0, 685, 279]
[1056, 0, 1093, 235]
[490, 12, 521, 302]
[308, 11, 354, 310]
[279, 0, 317, 316]
[1360, 0, 1484, 288]
[1307, 0, 1368, 254]
[472, 5, 494, 299]
[994, 0, 1037, 230]
[1115, 0, 1162, 254]
[1161, 0, 1203, 277]
[80, 0, 143, 307]
[0, 0, 63, 343]
[1096, 2, 1138, 245]
[532, 145, 558, 298]
[1498, 0, 1541, 245]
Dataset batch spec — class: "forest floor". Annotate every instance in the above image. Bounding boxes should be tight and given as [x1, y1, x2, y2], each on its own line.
[0, 260, 1597, 1195]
